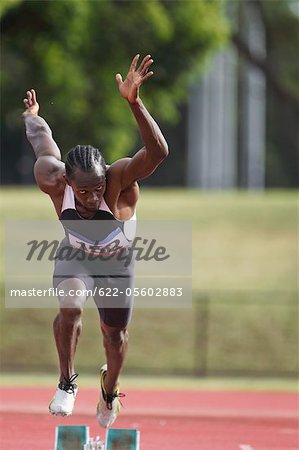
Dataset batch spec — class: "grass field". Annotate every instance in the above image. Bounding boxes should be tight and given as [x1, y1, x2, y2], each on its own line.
[0, 187, 298, 379]
[1, 372, 297, 392]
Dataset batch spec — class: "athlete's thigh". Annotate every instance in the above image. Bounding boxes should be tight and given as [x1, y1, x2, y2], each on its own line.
[53, 252, 94, 308]
[93, 275, 134, 328]
[55, 277, 93, 309]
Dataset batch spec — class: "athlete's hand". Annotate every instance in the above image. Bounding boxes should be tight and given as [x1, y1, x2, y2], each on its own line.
[23, 89, 39, 116]
[116, 54, 153, 104]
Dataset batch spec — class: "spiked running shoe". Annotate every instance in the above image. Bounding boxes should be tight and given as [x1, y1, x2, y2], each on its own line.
[96, 364, 125, 428]
[49, 373, 78, 416]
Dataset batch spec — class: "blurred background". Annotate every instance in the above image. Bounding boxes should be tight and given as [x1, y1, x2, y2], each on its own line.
[0, 0, 298, 382]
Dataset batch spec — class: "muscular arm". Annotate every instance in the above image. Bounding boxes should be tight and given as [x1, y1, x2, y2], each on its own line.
[23, 113, 61, 160]
[115, 55, 169, 189]
[22, 89, 65, 194]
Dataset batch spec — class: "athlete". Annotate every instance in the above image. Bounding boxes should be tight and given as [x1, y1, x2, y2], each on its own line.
[22, 54, 168, 427]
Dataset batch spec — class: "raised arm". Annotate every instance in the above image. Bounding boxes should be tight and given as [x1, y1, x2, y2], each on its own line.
[22, 89, 65, 194]
[23, 89, 61, 160]
[115, 55, 169, 189]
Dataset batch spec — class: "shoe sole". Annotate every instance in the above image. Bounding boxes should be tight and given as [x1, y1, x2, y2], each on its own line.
[49, 407, 73, 416]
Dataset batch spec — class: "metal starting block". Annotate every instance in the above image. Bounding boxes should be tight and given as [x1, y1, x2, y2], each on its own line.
[54, 425, 89, 449]
[54, 426, 139, 450]
[105, 429, 140, 450]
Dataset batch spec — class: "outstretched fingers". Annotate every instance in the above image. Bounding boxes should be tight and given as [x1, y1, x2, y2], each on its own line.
[142, 71, 154, 82]
[31, 89, 37, 104]
[22, 88, 39, 115]
[129, 54, 140, 72]
[24, 89, 37, 107]
[23, 91, 31, 109]
[129, 54, 153, 73]
[138, 54, 153, 74]
[115, 73, 123, 86]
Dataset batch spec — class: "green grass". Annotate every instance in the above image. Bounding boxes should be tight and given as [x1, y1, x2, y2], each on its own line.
[1, 372, 297, 392]
[1, 188, 297, 291]
[0, 187, 298, 378]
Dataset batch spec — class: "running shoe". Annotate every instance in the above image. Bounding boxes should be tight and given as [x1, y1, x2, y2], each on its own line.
[96, 364, 125, 428]
[49, 373, 78, 416]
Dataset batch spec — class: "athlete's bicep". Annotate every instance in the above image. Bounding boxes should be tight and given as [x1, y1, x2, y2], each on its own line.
[121, 147, 165, 190]
[24, 114, 62, 160]
[34, 156, 65, 194]
[30, 131, 61, 159]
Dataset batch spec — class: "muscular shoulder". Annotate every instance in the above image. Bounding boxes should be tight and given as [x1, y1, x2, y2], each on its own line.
[34, 155, 66, 195]
[106, 158, 130, 176]
[105, 158, 139, 213]
[105, 158, 130, 190]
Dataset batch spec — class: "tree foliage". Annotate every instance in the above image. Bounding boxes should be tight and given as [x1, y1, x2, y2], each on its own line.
[1, 0, 228, 163]
[0, 0, 21, 16]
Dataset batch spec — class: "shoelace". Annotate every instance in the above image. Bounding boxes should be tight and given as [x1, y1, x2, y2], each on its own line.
[105, 391, 126, 411]
[59, 373, 78, 394]
[100, 369, 125, 410]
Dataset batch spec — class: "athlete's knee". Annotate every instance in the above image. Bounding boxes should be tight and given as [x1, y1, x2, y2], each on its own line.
[59, 293, 86, 311]
[59, 306, 83, 324]
[101, 324, 128, 348]
[56, 279, 87, 310]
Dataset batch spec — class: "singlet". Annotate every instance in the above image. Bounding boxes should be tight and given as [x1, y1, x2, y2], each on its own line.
[59, 184, 136, 257]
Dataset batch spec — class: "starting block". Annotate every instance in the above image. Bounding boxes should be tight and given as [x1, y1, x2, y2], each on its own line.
[105, 428, 140, 450]
[54, 425, 89, 449]
[54, 426, 140, 450]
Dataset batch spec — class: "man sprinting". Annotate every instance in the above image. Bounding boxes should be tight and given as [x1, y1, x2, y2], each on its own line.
[22, 54, 168, 427]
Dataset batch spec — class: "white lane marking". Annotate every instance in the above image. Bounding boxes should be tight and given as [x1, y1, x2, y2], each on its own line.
[239, 445, 254, 450]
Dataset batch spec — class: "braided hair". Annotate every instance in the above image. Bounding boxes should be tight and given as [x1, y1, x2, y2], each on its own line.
[65, 145, 106, 178]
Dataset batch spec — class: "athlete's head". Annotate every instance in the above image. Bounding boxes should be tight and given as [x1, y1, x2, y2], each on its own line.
[65, 145, 106, 212]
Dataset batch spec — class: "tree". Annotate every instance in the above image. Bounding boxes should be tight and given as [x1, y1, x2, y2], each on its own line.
[0, 0, 21, 16]
[1, 0, 228, 183]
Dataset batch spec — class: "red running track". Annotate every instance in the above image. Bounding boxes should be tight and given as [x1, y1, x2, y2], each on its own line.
[0, 387, 298, 450]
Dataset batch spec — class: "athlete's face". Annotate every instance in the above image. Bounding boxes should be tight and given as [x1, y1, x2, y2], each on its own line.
[67, 165, 106, 212]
